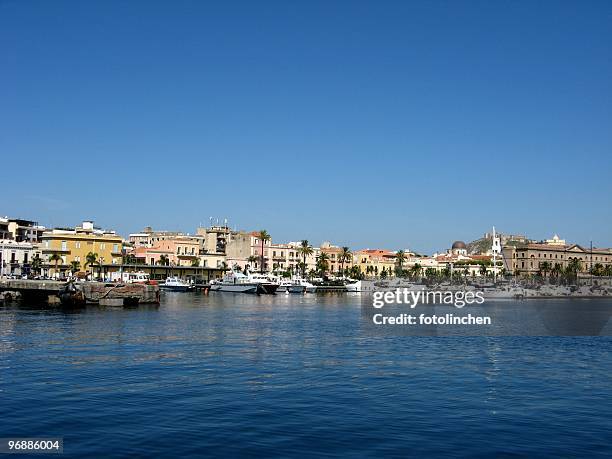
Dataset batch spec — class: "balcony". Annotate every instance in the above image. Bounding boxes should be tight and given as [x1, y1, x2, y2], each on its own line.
[42, 248, 70, 254]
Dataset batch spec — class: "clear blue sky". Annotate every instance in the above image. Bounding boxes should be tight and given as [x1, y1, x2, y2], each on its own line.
[1, 0, 611, 253]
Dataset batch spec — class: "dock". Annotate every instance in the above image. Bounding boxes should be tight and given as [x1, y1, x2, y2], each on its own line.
[0, 279, 160, 306]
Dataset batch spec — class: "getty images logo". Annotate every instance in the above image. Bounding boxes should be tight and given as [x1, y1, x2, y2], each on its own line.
[372, 288, 485, 309]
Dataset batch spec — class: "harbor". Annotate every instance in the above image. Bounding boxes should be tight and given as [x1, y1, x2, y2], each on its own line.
[2, 292, 612, 457]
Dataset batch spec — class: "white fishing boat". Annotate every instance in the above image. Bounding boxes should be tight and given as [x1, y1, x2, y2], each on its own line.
[210, 271, 258, 294]
[160, 277, 193, 292]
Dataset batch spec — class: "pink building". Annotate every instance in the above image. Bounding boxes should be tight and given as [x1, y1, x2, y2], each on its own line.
[134, 237, 200, 267]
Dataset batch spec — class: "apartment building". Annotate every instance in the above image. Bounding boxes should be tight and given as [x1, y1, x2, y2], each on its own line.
[41, 221, 123, 275]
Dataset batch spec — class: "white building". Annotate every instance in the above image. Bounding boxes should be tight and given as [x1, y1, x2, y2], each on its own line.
[0, 240, 38, 277]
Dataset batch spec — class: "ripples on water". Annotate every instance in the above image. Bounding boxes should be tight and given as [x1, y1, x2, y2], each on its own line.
[1, 293, 611, 457]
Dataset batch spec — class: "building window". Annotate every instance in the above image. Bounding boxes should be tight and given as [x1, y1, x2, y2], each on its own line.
[61, 241, 67, 251]
[75, 242, 81, 249]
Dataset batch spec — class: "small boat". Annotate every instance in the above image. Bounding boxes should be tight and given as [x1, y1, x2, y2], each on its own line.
[160, 277, 193, 292]
[210, 271, 258, 294]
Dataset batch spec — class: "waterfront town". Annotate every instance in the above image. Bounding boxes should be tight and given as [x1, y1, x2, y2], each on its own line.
[2, 214, 612, 285]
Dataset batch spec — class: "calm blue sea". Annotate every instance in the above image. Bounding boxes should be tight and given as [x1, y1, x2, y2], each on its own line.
[1, 293, 611, 458]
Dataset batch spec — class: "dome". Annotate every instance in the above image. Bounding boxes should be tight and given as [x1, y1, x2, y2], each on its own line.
[452, 241, 466, 250]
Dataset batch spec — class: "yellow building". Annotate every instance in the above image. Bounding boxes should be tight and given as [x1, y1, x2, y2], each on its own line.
[353, 249, 397, 277]
[41, 221, 123, 276]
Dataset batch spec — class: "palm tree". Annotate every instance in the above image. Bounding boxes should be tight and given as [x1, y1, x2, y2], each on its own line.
[395, 250, 406, 276]
[567, 258, 582, 282]
[85, 252, 99, 280]
[256, 230, 271, 273]
[479, 263, 488, 277]
[247, 255, 258, 271]
[604, 264, 612, 277]
[349, 265, 361, 280]
[48, 253, 62, 278]
[539, 261, 551, 278]
[30, 254, 42, 276]
[316, 252, 330, 276]
[70, 260, 81, 274]
[339, 247, 352, 277]
[592, 263, 604, 276]
[158, 255, 169, 266]
[298, 240, 313, 277]
[410, 263, 422, 280]
[551, 263, 563, 279]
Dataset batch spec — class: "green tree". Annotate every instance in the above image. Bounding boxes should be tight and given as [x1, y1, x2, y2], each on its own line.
[591, 263, 604, 276]
[48, 253, 62, 277]
[298, 240, 314, 277]
[551, 263, 563, 280]
[158, 254, 169, 266]
[410, 263, 422, 280]
[539, 261, 551, 278]
[70, 260, 81, 274]
[567, 258, 582, 282]
[339, 247, 352, 277]
[247, 255, 258, 271]
[85, 252, 99, 280]
[191, 258, 200, 267]
[30, 254, 43, 275]
[124, 254, 137, 265]
[316, 252, 330, 276]
[256, 230, 271, 273]
[349, 265, 362, 279]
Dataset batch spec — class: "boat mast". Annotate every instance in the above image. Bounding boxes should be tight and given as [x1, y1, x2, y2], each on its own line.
[492, 226, 497, 284]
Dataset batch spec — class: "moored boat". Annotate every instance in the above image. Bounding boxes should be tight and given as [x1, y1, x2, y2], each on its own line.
[278, 279, 307, 294]
[160, 277, 193, 292]
[345, 279, 374, 293]
[210, 271, 258, 294]
[246, 272, 279, 294]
